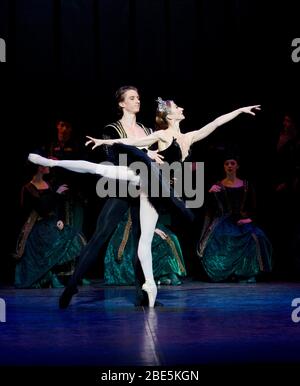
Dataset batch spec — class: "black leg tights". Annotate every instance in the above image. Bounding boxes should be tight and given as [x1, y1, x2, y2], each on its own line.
[67, 198, 129, 289]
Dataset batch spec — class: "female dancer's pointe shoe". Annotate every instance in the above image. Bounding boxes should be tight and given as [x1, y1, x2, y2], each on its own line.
[142, 280, 157, 308]
[28, 153, 54, 167]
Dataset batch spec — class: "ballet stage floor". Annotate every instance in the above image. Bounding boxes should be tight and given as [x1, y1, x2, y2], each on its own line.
[0, 280, 299, 368]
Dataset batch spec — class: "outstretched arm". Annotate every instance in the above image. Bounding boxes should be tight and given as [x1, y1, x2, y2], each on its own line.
[187, 105, 261, 145]
[85, 130, 167, 150]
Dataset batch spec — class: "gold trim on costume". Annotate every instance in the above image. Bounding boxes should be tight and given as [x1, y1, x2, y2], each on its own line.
[117, 212, 132, 262]
[164, 236, 185, 273]
[14, 210, 40, 259]
[105, 121, 151, 139]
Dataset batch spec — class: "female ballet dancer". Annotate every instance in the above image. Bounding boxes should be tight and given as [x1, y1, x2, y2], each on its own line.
[28, 100, 260, 306]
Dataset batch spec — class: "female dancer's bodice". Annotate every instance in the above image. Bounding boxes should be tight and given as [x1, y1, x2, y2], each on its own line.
[158, 138, 191, 164]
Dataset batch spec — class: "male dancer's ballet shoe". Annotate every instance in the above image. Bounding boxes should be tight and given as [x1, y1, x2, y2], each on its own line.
[142, 280, 157, 308]
[134, 287, 148, 307]
[134, 290, 163, 307]
[59, 286, 78, 309]
[28, 153, 54, 167]
[134, 299, 164, 307]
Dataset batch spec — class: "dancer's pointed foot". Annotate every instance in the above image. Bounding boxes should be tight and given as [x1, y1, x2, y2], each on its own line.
[59, 286, 78, 309]
[28, 153, 55, 167]
[142, 280, 157, 308]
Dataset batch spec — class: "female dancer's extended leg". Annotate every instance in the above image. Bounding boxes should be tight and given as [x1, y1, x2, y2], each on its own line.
[28, 153, 140, 184]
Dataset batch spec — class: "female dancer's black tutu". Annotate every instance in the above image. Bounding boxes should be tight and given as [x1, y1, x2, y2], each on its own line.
[112, 142, 194, 223]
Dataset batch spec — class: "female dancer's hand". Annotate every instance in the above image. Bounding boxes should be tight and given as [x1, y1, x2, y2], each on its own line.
[147, 149, 164, 165]
[239, 105, 261, 115]
[85, 136, 108, 149]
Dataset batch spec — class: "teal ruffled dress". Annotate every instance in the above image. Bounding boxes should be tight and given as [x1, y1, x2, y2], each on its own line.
[14, 183, 86, 288]
[104, 211, 186, 285]
[197, 181, 272, 282]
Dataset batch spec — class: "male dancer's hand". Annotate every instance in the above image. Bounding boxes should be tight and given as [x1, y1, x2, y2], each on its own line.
[85, 136, 107, 149]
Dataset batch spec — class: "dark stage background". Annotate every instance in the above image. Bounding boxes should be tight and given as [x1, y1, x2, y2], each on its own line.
[0, 0, 299, 282]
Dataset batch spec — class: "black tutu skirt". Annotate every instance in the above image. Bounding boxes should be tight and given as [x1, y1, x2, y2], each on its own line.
[111, 143, 194, 223]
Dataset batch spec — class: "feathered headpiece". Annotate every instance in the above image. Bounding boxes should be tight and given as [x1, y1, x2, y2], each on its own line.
[156, 97, 171, 114]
